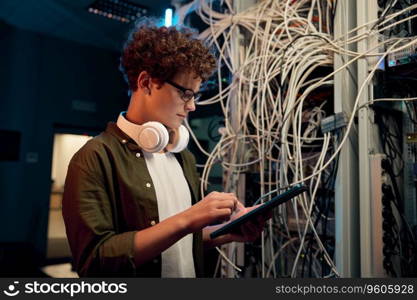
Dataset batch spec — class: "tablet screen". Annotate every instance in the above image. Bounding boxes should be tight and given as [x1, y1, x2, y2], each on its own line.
[210, 184, 307, 239]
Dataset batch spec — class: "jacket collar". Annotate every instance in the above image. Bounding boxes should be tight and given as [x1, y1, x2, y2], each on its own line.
[106, 121, 142, 152]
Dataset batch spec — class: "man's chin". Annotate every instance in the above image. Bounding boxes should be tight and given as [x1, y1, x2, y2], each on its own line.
[160, 121, 181, 130]
[169, 121, 182, 129]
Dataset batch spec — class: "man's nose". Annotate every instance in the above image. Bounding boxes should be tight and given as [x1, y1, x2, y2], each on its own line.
[185, 99, 196, 112]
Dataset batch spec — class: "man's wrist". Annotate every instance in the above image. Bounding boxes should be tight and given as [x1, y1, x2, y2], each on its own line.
[174, 211, 193, 235]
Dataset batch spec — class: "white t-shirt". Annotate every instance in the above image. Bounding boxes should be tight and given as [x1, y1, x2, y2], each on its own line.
[143, 152, 195, 278]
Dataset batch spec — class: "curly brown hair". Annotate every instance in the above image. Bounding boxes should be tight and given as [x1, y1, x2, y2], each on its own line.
[120, 18, 216, 91]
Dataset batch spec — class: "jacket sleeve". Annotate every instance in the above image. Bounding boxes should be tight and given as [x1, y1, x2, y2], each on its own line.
[62, 159, 137, 277]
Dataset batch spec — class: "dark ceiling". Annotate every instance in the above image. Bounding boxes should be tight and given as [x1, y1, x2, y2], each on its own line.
[0, 0, 173, 51]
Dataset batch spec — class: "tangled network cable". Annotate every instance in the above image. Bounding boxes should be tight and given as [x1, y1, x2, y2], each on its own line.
[180, 0, 417, 278]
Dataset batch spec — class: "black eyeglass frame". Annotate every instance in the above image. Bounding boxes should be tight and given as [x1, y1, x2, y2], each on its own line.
[165, 79, 202, 103]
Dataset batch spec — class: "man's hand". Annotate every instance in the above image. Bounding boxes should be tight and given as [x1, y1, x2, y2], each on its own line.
[180, 191, 238, 234]
[227, 202, 271, 243]
[202, 202, 273, 248]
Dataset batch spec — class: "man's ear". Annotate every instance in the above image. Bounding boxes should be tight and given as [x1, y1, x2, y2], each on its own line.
[137, 71, 151, 94]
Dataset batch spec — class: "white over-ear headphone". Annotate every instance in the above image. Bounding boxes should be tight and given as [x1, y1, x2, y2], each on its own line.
[116, 112, 189, 153]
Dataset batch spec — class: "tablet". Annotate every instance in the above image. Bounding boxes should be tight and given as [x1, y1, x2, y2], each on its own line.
[210, 184, 307, 239]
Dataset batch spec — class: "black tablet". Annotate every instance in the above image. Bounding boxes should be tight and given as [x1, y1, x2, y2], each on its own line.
[210, 184, 308, 239]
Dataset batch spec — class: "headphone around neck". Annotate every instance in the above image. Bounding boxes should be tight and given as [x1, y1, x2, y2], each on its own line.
[117, 112, 189, 153]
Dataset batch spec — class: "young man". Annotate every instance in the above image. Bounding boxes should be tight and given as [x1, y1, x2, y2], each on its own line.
[62, 21, 266, 278]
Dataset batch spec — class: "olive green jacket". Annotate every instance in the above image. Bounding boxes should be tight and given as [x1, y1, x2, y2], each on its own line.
[62, 122, 204, 277]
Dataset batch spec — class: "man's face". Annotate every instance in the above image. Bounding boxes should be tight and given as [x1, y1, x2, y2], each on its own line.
[147, 71, 201, 129]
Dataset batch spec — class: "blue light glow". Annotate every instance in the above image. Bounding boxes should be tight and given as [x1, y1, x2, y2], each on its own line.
[165, 8, 173, 27]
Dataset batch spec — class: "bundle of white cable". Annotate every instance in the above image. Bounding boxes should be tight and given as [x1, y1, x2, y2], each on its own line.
[180, 0, 417, 278]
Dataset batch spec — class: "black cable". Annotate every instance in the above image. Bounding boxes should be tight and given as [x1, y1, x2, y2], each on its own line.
[371, 0, 398, 31]
[376, 113, 405, 215]
[405, 101, 417, 124]
[330, 0, 338, 34]
[382, 184, 401, 276]
[376, 112, 404, 177]
[378, 119, 417, 276]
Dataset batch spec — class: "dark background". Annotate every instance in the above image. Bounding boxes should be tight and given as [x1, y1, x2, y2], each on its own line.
[0, 0, 176, 276]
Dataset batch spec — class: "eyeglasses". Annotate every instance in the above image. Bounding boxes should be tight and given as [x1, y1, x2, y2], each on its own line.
[165, 79, 202, 103]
